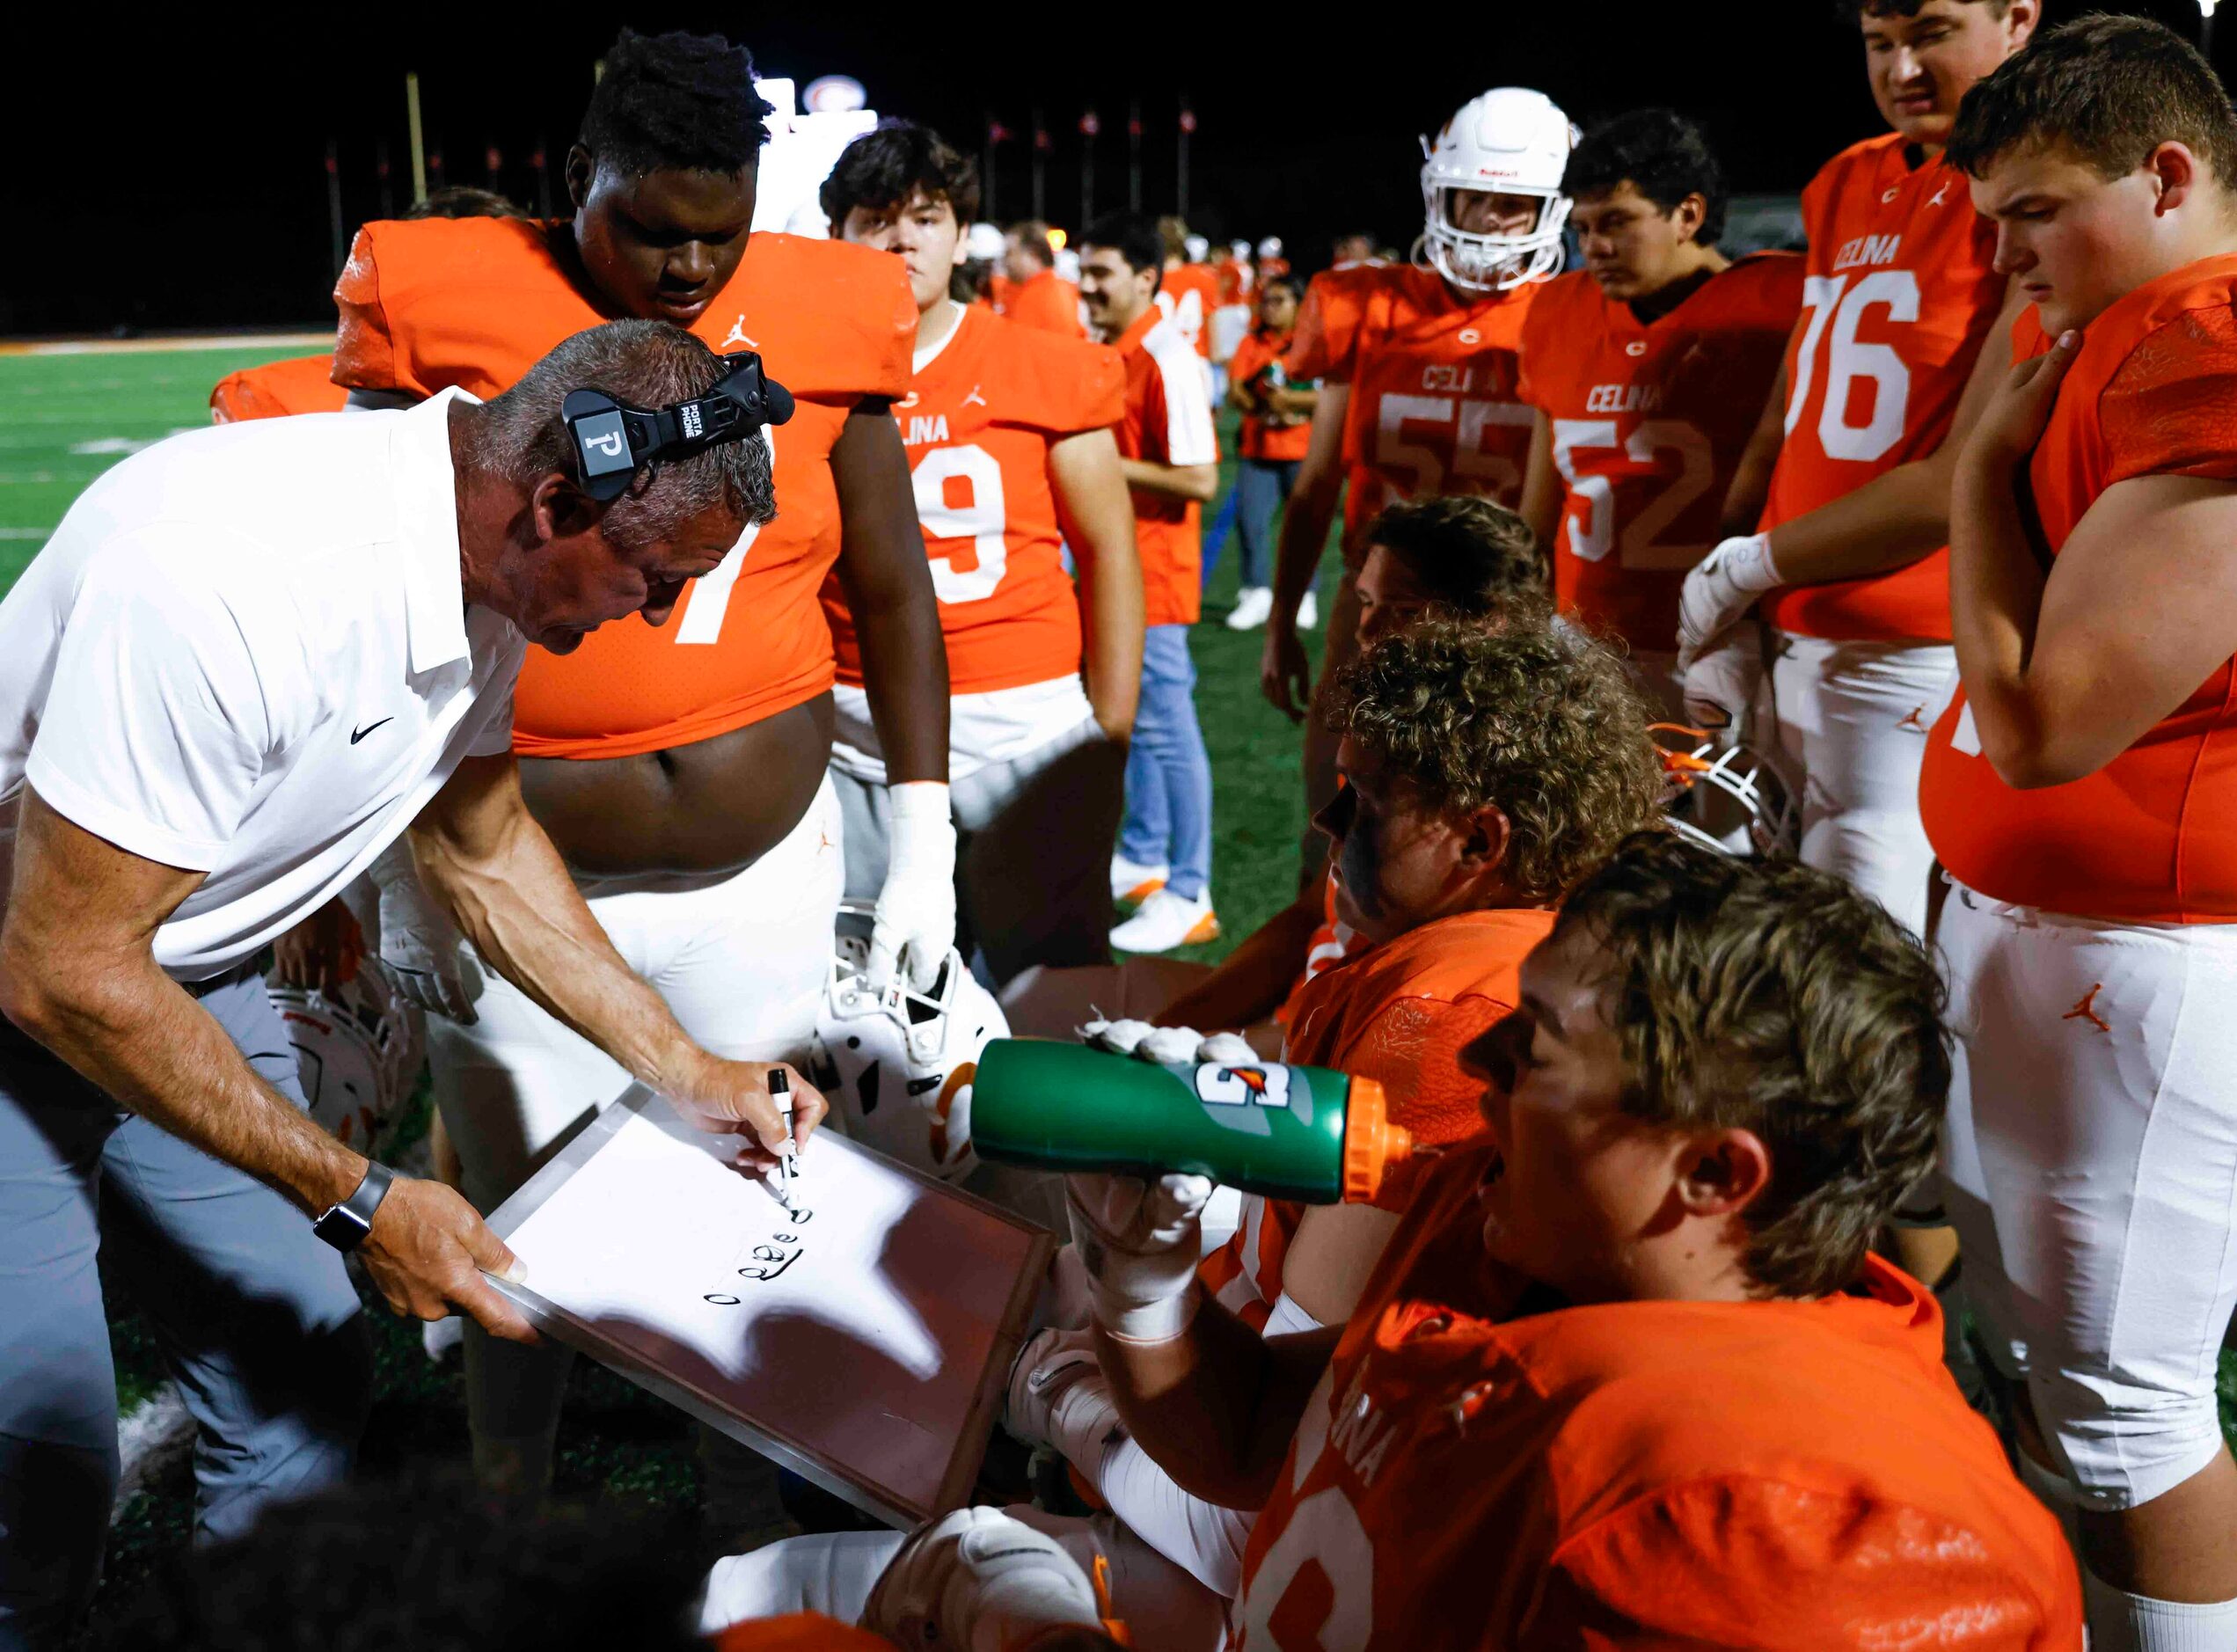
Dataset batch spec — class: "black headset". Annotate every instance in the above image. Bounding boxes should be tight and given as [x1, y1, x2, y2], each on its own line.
[561, 351, 795, 502]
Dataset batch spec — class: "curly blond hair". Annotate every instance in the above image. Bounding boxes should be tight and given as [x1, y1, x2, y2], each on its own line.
[1325, 620, 1664, 903]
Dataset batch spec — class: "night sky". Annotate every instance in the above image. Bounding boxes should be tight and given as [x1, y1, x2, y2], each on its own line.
[4, 0, 2222, 335]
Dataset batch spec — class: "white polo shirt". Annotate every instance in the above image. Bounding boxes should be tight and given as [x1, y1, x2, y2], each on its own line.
[0, 389, 525, 980]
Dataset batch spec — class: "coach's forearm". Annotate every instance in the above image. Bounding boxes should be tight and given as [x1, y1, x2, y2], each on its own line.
[0, 927, 363, 1217]
[408, 806, 710, 1098]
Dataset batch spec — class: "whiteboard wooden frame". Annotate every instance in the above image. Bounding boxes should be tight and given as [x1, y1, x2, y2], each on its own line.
[483, 1085, 1056, 1529]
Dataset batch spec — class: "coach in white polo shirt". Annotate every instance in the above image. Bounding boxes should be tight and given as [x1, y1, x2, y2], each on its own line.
[0, 319, 823, 1648]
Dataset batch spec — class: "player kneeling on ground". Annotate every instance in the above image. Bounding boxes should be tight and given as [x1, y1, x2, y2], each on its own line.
[1073, 834, 2082, 1647]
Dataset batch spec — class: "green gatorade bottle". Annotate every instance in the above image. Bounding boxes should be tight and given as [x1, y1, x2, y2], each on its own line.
[969, 1039, 1413, 1204]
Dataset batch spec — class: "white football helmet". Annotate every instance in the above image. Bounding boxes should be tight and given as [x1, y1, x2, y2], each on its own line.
[1417, 87, 1576, 293]
[1652, 725, 1800, 860]
[267, 967, 421, 1152]
[811, 905, 1008, 1182]
[1183, 232, 1210, 263]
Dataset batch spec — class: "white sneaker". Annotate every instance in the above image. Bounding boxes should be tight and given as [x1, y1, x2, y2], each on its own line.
[1110, 854, 1169, 907]
[1297, 590, 1320, 630]
[1225, 586, 1274, 631]
[1110, 888, 1220, 953]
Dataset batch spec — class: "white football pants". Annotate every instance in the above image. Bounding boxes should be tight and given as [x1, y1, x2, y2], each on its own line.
[430, 774, 844, 1475]
[1770, 632, 1953, 935]
[698, 1506, 1227, 1651]
[1941, 881, 2237, 1510]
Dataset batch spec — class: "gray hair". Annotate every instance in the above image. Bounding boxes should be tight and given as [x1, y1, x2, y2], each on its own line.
[464, 318, 776, 549]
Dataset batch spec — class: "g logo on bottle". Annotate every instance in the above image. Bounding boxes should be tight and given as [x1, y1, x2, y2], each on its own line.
[1195, 1062, 1291, 1109]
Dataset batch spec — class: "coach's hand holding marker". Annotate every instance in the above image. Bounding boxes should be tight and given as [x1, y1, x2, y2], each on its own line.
[870, 781, 959, 993]
[665, 1052, 826, 1179]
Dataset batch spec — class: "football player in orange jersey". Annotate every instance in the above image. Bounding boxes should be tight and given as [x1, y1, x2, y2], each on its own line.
[1924, 21, 2237, 1644]
[822, 121, 1144, 984]
[325, 29, 951, 1499]
[1156, 217, 1223, 361]
[210, 187, 532, 425]
[999, 621, 1663, 1607]
[1517, 109, 1801, 709]
[999, 221, 1089, 338]
[1673, 0, 2040, 937]
[1261, 88, 1574, 842]
[1068, 833, 2082, 1648]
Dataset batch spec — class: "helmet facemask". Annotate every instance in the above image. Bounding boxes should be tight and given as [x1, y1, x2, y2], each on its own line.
[1416, 183, 1570, 293]
[1415, 87, 1577, 296]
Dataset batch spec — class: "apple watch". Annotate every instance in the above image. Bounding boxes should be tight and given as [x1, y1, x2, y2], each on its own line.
[312, 1161, 394, 1253]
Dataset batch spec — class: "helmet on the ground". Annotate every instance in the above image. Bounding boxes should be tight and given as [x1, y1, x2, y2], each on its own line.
[267, 968, 421, 1151]
[1417, 88, 1575, 293]
[1651, 724, 1801, 860]
[810, 905, 1007, 1181]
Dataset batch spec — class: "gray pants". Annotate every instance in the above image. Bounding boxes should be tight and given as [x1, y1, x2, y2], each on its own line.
[836, 717, 1127, 987]
[0, 966, 370, 1649]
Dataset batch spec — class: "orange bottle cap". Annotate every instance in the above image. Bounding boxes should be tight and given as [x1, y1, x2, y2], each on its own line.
[1340, 1076, 1414, 1205]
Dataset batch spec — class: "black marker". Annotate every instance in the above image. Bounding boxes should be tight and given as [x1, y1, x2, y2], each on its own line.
[771, 1069, 800, 1188]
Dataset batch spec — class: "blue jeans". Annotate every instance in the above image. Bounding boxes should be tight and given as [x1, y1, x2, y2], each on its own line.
[1231, 457, 1299, 589]
[1117, 625, 1215, 902]
[0, 967, 370, 1648]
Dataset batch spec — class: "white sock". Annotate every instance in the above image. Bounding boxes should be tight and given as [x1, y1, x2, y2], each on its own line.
[2085, 1569, 2237, 1652]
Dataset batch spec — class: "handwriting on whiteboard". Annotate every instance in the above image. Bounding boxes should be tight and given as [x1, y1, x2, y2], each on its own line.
[703, 1193, 815, 1305]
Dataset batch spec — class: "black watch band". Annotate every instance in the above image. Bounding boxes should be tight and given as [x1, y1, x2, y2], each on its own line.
[311, 1162, 394, 1253]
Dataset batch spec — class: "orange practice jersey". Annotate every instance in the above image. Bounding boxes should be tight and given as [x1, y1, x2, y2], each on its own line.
[1518, 255, 1802, 653]
[825, 306, 1124, 695]
[1159, 262, 1223, 359]
[711, 1613, 892, 1652]
[1285, 264, 1534, 559]
[1200, 908, 1553, 1332]
[1758, 134, 2003, 641]
[209, 354, 349, 422]
[1232, 1146, 2084, 1649]
[1114, 308, 1219, 627]
[1230, 327, 1312, 464]
[1921, 256, 2237, 923]
[331, 216, 914, 759]
[999, 267, 1086, 338]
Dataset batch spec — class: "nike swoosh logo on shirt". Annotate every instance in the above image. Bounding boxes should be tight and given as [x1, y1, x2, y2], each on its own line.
[349, 719, 393, 744]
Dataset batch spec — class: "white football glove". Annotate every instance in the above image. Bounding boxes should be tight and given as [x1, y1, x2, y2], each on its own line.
[1676, 532, 1783, 672]
[864, 1507, 1108, 1652]
[1079, 1019, 1259, 1069]
[368, 837, 480, 1025]
[1681, 619, 1768, 747]
[870, 781, 959, 995]
[1005, 1326, 1123, 1470]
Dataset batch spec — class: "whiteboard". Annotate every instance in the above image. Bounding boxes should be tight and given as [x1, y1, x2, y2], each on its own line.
[485, 1086, 1054, 1527]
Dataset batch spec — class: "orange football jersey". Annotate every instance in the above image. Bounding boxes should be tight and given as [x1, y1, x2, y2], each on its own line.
[1000, 267, 1087, 338]
[1113, 308, 1219, 628]
[1229, 327, 1312, 464]
[711, 1613, 892, 1651]
[1159, 262, 1224, 359]
[1758, 134, 2003, 642]
[1518, 255, 1802, 652]
[1274, 868, 1369, 1029]
[209, 354, 349, 422]
[1921, 255, 2237, 923]
[1199, 907, 1553, 1332]
[1231, 1147, 2084, 1650]
[824, 306, 1124, 695]
[1285, 264, 1535, 559]
[332, 216, 914, 759]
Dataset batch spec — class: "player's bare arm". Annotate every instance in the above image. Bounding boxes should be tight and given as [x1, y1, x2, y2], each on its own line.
[1049, 425, 1145, 740]
[1518, 410, 1562, 554]
[1261, 381, 1350, 719]
[1952, 337, 2237, 788]
[830, 402, 951, 786]
[1116, 456, 1218, 503]
[1095, 1301, 1341, 1510]
[0, 786, 537, 1342]
[1718, 349, 1791, 537]
[1758, 278, 2026, 584]
[405, 750, 826, 1163]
